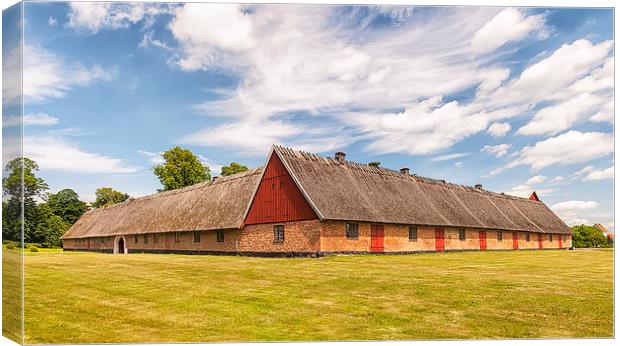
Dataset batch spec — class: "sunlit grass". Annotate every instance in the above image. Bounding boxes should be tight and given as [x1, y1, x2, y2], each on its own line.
[17, 248, 613, 343]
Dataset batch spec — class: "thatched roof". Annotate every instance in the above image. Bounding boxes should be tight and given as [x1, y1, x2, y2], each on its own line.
[273, 146, 572, 234]
[63, 145, 571, 239]
[61, 168, 262, 239]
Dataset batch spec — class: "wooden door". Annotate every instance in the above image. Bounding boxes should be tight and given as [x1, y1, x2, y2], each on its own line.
[558, 235, 563, 249]
[538, 233, 543, 249]
[512, 231, 519, 250]
[370, 224, 384, 253]
[435, 228, 445, 251]
[479, 231, 487, 250]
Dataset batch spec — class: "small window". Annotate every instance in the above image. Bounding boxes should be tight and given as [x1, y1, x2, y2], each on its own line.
[217, 230, 225, 242]
[193, 231, 201, 243]
[100, 238, 104, 244]
[144, 234, 149, 243]
[459, 228, 466, 241]
[175, 232, 182, 243]
[497, 231, 503, 241]
[548, 234, 553, 242]
[525, 232, 530, 242]
[274, 225, 285, 242]
[153, 233, 159, 243]
[409, 226, 418, 241]
[346, 223, 359, 239]
[134, 235, 139, 243]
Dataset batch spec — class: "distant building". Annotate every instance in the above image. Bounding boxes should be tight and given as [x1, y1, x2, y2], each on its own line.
[61, 145, 573, 256]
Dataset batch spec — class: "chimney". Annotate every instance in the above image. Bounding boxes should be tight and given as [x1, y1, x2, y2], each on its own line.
[335, 151, 346, 164]
[475, 184, 483, 190]
[400, 167, 410, 175]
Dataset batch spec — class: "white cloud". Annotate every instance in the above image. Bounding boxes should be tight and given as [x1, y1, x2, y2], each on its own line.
[454, 161, 463, 168]
[197, 155, 223, 176]
[181, 120, 304, 156]
[3, 45, 116, 105]
[431, 152, 469, 162]
[487, 122, 511, 137]
[139, 31, 172, 50]
[24, 136, 139, 173]
[503, 131, 613, 172]
[160, 6, 610, 158]
[517, 93, 604, 135]
[65, 3, 170, 34]
[137, 150, 164, 165]
[170, 6, 538, 155]
[551, 200, 599, 226]
[589, 99, 614, 123]
[525, 175, 547, 185]
[48, 16, 57, 26]
[480, 143, 511, 157]
[170, 4, 254, 71]
[3, 113, 59, 128]
[471, 8, 546, 54]
[581, 166, 614, 181]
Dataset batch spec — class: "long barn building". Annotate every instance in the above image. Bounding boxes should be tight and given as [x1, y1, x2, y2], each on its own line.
[61, 145, 573, 256]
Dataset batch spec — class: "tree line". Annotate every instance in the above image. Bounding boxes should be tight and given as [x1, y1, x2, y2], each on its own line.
[2, 146, 248, 248]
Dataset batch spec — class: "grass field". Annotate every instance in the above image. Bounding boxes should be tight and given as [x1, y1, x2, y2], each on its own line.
[3, 248, 614, 343]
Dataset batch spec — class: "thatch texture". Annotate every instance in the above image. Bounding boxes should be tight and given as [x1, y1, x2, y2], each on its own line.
[274, 146, 572, 234]
[61, 168, 262, 239]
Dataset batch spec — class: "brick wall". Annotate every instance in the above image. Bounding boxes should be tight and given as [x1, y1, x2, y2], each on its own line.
[238, 219, 321, 253]
[62, 222, 572, 254]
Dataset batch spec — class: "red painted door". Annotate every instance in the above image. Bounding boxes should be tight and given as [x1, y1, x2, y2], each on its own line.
[370, 224, 384, 253]
[512, 232, 519, 250]
[538, 233, 543, 249]
[558, 235, 563, 249]
[435, 228, 445, 252]
[479, 231, 487, 250]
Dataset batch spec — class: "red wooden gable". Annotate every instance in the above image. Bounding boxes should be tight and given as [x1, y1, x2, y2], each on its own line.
[529, 191, 540, 201]
[244, 152, 317, 225]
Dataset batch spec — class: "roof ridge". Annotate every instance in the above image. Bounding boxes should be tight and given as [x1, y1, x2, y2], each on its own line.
[275, 144, 543, 204]
[93, 167, 263, 211]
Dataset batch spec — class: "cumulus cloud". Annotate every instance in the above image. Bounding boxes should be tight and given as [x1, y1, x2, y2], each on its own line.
[487, 122, 511, 137]
[65, 2, 171, 34]
[572, 165, 614, 182]
[496, 131, 613, 173]
[525, 175, 547, 185]
[481, 143, 511, 157]
[517, 93, 604, 135]
[471, 8, 546, 54]
[551, 200, 599, 226]
[169, 4, 254, 71]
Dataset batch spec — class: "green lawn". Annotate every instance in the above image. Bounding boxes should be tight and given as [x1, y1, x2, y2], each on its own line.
[6, 248, 615, 343]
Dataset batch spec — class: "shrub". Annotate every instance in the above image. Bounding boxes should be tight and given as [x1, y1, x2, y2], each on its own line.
[29, 246, 39, 252]
[6, 243, 15, 250]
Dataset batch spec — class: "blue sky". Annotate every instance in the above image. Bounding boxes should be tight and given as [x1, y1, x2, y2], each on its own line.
[2, 3, 614, 230]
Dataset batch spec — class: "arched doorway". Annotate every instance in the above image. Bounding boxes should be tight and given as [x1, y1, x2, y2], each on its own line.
[115, 236, 127, 254]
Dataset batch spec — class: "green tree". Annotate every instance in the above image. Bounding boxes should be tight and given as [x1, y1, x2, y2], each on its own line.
[2, 157, 49, 199]
[35, 204, 70, 248]
[368, 161, 381, 167]
[220, 162, 249, 176]
[92, 187, 129, 209]
[2, 158, 49, 242]
[153, 146, 210, 191]
[46, 189, 88, 224]
[571, 224, 609, 248]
